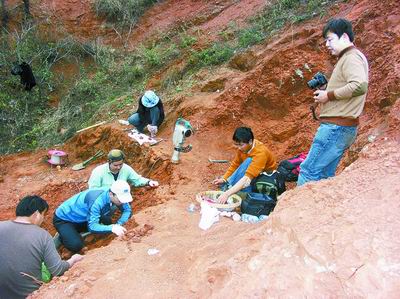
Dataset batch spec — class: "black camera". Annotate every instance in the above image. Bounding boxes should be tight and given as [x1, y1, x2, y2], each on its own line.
[307, 72, 327, 89]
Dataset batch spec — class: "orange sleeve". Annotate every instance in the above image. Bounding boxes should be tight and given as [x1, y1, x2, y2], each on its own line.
[223, 151, 243, 181]
[245, 147, 277, 179]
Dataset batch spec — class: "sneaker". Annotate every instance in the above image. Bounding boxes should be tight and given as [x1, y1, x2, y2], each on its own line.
[118, 119, 129, 126]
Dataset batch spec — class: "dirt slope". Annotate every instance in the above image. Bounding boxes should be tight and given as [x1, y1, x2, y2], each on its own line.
[0, 0, 399, 298]
[30, 138, 400, 298]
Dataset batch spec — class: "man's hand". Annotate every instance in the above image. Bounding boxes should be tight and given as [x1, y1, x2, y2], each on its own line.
[217, 192, 230, 204]
[111, 224, 127, 237]
[212, 178, 225, 185]
[148, 180, 159, 187]
[313, 89, 329, 104]
[67, 254, 84, 267]
[147, 125, 158, 137]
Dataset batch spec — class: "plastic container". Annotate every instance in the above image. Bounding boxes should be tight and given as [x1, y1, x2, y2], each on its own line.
[241, 214, 260, 223]
[241, 214, 269, 223]
[187, 203, 196, 213]
[195, 191, 241, 212]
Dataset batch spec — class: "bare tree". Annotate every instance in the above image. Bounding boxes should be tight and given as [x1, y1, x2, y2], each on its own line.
[23, 0, 30, 16]
[1, 0, 9, 29]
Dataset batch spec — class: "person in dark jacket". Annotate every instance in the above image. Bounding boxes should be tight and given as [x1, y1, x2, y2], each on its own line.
[128, 90, 165, 137]
[11, 62, 36, 91]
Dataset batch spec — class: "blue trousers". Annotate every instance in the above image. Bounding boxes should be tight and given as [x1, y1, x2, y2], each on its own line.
[297, 123, 357, 186]
[222, 158, 253, 192]
[53, 206, 119, 253]
[128, 107, 161, 133]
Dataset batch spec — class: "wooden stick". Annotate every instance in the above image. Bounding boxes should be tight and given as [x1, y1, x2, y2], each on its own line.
[76, 121, 107, 133]
[208, 158, 229, 163]
[20, 272, 44, 285]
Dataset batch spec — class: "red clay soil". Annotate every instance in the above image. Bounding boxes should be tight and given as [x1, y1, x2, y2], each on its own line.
[0, 0, 399, 297]
[11, 0, 268, 47]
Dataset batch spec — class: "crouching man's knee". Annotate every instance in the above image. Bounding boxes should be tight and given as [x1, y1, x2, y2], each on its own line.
[63, 237, 84, 253]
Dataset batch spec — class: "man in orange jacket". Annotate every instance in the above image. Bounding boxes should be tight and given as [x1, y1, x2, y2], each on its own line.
[213, 127, 277, 203]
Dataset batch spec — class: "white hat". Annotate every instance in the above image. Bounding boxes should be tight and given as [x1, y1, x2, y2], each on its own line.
[141, 90, 160, 108]
[110, 180, 132, 203]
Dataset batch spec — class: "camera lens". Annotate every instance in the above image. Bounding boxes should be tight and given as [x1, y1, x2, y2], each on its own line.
[307, 78, 318, 89]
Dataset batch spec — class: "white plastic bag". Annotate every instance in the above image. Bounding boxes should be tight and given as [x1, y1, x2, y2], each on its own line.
[199, 202, 220, 230]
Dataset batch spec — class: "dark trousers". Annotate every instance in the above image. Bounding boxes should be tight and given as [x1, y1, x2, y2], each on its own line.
[53, 214, 113, 253]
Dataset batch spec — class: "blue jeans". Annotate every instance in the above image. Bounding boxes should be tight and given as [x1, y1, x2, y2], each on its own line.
[222, 158, 253, 192]
[297, 123, 357, 186]
[128, 107, 161, 133]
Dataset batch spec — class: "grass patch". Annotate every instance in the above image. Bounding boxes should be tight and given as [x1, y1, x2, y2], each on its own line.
[93, 0, 159, 28]
[236, 0, 338, 48]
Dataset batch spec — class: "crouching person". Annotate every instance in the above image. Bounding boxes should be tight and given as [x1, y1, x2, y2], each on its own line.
[128, 90, 165, 137]
[213, 127, 277, 203]
[0, 196, 83, 299]
[53, 180, 132, 253]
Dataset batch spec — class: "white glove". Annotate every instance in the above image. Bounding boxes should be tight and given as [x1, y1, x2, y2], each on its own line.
[111, 224, 127, 237]
[148, 180, 159, 187]
[146, 125, 158, 137]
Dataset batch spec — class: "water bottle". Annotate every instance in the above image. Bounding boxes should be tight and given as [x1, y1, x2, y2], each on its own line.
[187, 203, 196, 213]
[259, 215, 268, 221]
[241, 213, 260, 223]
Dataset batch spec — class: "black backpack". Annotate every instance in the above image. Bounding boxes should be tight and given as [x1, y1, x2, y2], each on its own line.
[250, 171, 286, 200]
[241, 192, 276, 216]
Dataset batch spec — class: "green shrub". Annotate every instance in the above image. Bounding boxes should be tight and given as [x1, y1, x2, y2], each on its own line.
[190, 43, 234, 67]
[0, 24, 88, 153]
[179, 32, 197, 48]
[140, 43, 180, 68]
[238, 26, 265, 48]
[94, 0, 159, 27]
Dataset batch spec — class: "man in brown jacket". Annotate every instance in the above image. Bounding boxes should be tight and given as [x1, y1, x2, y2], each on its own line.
[298, 18, 369, 185]
[213, 127, 277, 203]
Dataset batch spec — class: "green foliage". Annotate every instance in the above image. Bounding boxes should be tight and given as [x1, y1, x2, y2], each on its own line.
[0, 0, 341, 154]
[139, 43, 180, 68]
[0, 24, 88, 153]
[238, 26, 265, 48]
[190, 43, 235, 67]
[179, 32, 197, 48]
[94, 0, 158, 27]
[236, 0, 339, 48]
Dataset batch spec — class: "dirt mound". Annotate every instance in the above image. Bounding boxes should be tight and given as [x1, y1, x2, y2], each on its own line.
[31, 138, 400, 298]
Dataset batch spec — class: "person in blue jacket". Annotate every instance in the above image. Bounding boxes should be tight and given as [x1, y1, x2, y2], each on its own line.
[53, 180, 132, 253]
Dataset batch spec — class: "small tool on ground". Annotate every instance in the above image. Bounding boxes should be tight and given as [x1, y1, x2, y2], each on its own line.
[71, 150, 104, 171]
[208, 158, 229, 163]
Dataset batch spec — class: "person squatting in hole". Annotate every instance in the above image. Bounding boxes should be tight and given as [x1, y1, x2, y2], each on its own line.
[297, 18, 369, 186]
[213, 127, 277, 203]
[53, 180, 133, 253]
[128, 90, 165, 137]
[0, 195, 83, 299]
[88, 149, 159, 190]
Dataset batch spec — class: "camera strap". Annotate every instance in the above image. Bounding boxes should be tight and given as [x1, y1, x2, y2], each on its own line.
[310, 102, 319, 121]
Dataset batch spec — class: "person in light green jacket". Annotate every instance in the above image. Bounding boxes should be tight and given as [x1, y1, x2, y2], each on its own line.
[88, 149, 159, 189]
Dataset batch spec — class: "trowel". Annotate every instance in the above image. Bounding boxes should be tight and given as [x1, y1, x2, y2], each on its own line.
[71, 150, 104, 171]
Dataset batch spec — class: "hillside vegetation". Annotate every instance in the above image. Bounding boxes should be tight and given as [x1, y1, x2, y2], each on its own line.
[0, 0, 339, 154]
